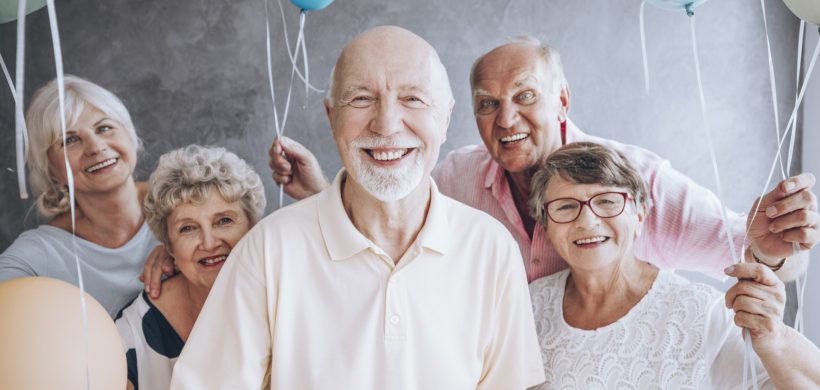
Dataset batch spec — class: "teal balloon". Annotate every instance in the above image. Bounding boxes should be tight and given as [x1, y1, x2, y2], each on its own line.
[645, 0, 708, 15]
[289, 0, 334, 11]
[0, 0, 48, 24]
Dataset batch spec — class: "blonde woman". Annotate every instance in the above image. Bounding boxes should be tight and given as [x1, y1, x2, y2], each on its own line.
[0, 76, 162, 315]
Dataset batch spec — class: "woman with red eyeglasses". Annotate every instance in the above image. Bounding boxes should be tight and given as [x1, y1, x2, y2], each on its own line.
[526, 142, 820, 389]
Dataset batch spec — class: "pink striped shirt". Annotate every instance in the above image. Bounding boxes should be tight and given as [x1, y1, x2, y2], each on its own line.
[434, 123, 745, 282]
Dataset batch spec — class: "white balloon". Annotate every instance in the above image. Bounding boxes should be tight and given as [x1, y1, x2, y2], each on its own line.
[782, 0, 820, 25]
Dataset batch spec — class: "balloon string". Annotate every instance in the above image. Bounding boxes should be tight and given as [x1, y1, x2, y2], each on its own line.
[787, 21, 806, 179]
[795, 271, 807, 333]
[792, 21, 806, 335]
[688, 16, 740, 264]
[0, 51, 29, 199]
[277, 0, 324, 93]
[759, 0, 787, 180]
[14, 0, 28, 199]
[300, 10, 310, 106]
[265, 0, 282, 208]
[45, 1, 91, 389]
[689, 13, 757, 388]
[279, 12, 303, 135]
[639, 1, 650, 94]
[264, 0, 281, 134]
[743, 37, 820, 253]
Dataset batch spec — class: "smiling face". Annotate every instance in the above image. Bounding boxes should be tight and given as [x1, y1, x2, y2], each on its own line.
[472, 43, 569, 174]
[543, 176, 645, 273]
[166, 191, 251, 290]
[46, 106, 137, 195]
[325, 26, 453, 202]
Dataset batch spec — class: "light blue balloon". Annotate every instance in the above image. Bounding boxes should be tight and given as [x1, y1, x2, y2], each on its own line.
[0, 0, 47, 24]
[289, 0, 334, 11]
[645, 0, 708, 16]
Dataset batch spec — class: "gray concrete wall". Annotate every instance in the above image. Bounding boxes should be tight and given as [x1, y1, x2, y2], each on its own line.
[0, 0, 814, 342]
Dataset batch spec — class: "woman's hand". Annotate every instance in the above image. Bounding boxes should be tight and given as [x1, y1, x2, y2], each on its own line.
[724, 263, 788, 352]
[139, 245, 176, 299]
[268, 136, 329, 200]
[725, 261, 820, 388]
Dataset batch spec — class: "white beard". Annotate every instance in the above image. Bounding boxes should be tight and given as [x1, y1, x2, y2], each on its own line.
[348, 135, 425, 202]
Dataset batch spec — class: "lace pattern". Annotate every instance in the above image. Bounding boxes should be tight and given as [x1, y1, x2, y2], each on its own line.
[529, 270, 721, 390]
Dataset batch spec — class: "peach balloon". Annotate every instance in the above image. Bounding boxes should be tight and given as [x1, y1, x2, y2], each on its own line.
[0, 277, 126, 390]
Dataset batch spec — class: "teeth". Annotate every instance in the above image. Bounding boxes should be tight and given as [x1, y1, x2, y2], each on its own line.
[86, 158, 117, 172]
[574, 236, 607, 245]
[200, 255, 227, 265]
[371, 149, 408, 161]
[500, 133, 528, 143]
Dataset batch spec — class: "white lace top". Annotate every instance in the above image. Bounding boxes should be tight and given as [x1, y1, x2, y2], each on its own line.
[529, 270, 771, 389]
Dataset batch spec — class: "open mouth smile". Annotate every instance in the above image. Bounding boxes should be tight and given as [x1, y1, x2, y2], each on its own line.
[85, 158, 118, 173]
[500, 133, 529, 145]
[573, 236, 610, 247]
[198, 255, 227, 267]
[365, 148, 414, 162]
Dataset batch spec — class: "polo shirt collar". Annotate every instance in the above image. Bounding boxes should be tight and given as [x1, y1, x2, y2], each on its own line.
[415, 179, 449, 255]
[317, 170, 372, 261]
[317, 169, 451, 261]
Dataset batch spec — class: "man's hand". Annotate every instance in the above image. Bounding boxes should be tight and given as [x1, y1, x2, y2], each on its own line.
[268, 136, 330, 200]
[746, 173, 819, 262]
[138, 245, 175, 299]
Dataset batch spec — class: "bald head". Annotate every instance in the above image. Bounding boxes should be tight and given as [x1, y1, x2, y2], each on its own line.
[327, 26, 453, 108]
[470, 39, 566, 96]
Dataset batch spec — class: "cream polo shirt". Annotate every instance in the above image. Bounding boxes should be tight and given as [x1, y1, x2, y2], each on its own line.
[170, 170, 545, 390]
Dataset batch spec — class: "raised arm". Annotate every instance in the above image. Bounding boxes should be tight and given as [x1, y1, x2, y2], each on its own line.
[268, 136, 330, 200]
[724, 263, 820, 389]
[642, 161, 817, 281]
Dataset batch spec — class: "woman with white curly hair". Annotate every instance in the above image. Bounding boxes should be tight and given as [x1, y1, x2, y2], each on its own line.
[115, 145, 265, 390]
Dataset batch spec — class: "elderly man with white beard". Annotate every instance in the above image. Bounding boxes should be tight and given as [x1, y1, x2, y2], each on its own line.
[169, 26, 545, 389]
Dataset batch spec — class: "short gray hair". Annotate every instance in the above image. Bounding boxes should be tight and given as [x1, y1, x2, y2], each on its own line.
[143, 145, 266, 247]
[529, 142, 649, 227]
[25, 75, 141, 217]
[469, 37, 567, 96]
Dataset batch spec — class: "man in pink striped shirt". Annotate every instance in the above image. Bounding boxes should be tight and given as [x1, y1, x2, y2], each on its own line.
[269, 39, 819, 283]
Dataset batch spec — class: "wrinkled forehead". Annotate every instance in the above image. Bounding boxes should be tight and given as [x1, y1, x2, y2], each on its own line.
[333, 41, 450, 99]
[472, 47, 553, 93]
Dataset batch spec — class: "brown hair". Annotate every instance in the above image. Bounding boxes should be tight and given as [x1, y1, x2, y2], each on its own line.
[528, 142, 649, 226]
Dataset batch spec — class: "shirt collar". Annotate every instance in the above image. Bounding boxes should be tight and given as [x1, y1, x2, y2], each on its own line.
[317, 170, 371, 261]
[317, 169, 450, 261]
[416, 178, 449, 255]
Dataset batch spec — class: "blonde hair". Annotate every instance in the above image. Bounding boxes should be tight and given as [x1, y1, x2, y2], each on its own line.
[143, 145, 266, 247]
[25, 75, 141, 217]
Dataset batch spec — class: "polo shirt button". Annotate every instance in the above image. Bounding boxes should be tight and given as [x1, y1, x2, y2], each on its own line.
[390, 315, 400, 325]
[532, 258, 541, 264]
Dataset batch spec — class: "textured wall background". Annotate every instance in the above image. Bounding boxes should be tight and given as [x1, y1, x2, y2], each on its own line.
[801, 26, 819, 350]
[0, 0, 814, 338]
